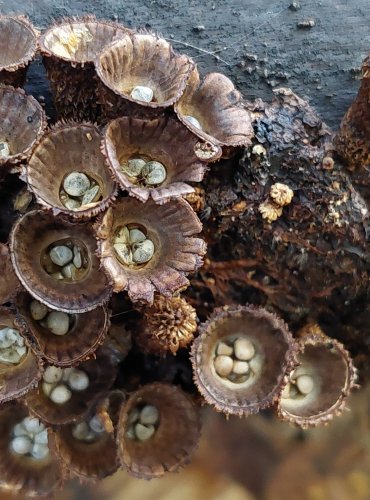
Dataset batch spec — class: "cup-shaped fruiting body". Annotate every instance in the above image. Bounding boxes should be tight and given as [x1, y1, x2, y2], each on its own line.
[39, 16, 128, 121]
[136, 295, 197, 355]
[0, 404, 63, 497]
[0, 16, 38, 87]
[10, 210, 113, 313]
[102, 115, 220, 204]
[276, 324, 358, 428]
[0, 307, 43, 403]
[96, 197, 206, 303]
[117, 382, 200, 479]
[50, 411, 118, 481]
[0, 86, 47, 169]
[95, 32, 194, 120]
[26, 122, 117, 219]
[175, 68, 254, 147]
[335, 54, 370, 168]
[191, 305, 297, 416]
[17, 293, 109, 367]
[25, 352, 117, 425]
[0, 243, 21, 304]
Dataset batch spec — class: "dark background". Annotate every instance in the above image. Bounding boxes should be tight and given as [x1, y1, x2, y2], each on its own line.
[2, 0, 370, 129]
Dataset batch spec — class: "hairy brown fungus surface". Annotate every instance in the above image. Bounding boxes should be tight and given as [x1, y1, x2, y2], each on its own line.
[0, 307, 43, 404]
[96, 197, 206, 303]
[39, 16, 128, 121]
[50, 411, 118, 480]
[0, 86, 47, 169]
[0, 403, 63, 497]
[10, 210, 113, 313]
[135, 295, 197, 355]
[17, 293, 109, 367]
[117, 382, 201, 479]
[175, 68, 254, 147]
[191, 306, 297, 416]
[26, 122, 117, 219]
[0, 243, 21, 304]
[102, 115, 220, 204]
[95, 32, 194, 120]
[25, 351, 117, 425]
[277, 324, 358, 428]
[0, 16, 38, 88]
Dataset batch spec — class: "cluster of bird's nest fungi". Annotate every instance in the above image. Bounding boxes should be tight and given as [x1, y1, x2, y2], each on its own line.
[0, 13, 368, 497]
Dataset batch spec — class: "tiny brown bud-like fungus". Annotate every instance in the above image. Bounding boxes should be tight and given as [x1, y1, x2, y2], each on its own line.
[269, 183, 294, 207]
[191, 306, 297, 416]
[136, 295, 197, 355]
[0, 403, 63, 497]
[39, 16, 128, 121]
[95, 32, 194, 120]
[17, 293, 109, 367]
[102, 115, 220, 204]
[0, 307, 43, 403]
[0, 243, 21, 304]
[0, 86, 46, 169]
[258, 200, 283, 222]
[175, 68, 254, 147]
[26, 122, 117, 219]
[25, 351, 117, 425]
[10, 210, 113, 313]
[0, 16, 38, 88]
[117, 382, 201, 479]
[96, 197, 206, 303]
[276, 324, 358, 428]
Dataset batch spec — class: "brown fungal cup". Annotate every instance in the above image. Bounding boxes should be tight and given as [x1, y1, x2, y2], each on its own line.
[0, 243, 21, 304]
[0, 16, 38, 87]
[191, 305, 297, 416]
[175, 68, 254, 147]
[0, 307, 43, 404]
[96, 197, 206, 303]
[17, 293, 109, 367]
[135, 295, 197, 355]
[39, 16, 128, 121]
[0, 86, 47, 169]
[102, 115, 220, 203]
[276, 324, 358, 428]
[26, 122, 117, 219]
[25, 351, 117, 425]
[95, 32, 194, 120]
[0, 403, 63, 497]
[10, 210, 113, 313]
[117, 382, 201, 479]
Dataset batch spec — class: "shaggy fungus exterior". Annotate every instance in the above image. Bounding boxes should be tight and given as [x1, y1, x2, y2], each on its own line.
[39, 16, 128, 121]
[102, 115, 220, 204]
[95, 32, 194, 120]
[0, 16, 38, 87]
[135, 295, 197, 355]
[10, 210, 113, 313]
[0, 307, 43, 403]
[26, 122, 117, 219]
[25, 351, 117, 425]
[175, 68, 254, 147]
[191, 305, 297, 416]
[0, 403, 63, 497]
[276, 324, 358, 428]
[17, 293, 109, 367]
[96, 197, 206, 303]
[0, 243, 21, 304]
[0, 86, 46, 169]
[117, 382, 201, 479]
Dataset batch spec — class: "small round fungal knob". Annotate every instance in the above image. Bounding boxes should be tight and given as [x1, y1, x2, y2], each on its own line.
[142, 161, 167, 185]
[30, 300, 48, 321]
[130, 85, 154, 103]
[63, 172, 91, 197]
[49, 246, 73, 267]
[46, 311, 70, 336]
[234, 338, 255, 361]
[214, 355, 233, 377]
